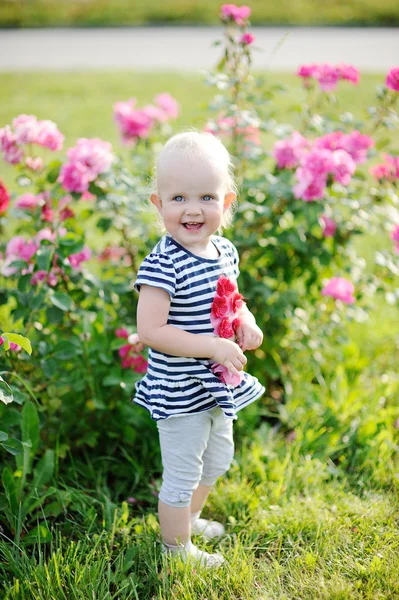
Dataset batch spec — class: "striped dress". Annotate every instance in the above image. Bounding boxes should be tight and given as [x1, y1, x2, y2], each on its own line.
[133, 234, 265, 421]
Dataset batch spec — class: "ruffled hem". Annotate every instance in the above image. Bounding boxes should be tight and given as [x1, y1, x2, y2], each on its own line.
[133, 370, 265, 420]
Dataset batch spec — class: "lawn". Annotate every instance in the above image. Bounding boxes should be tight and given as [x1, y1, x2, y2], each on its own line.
[1, 69, 399, 599]
[1, 0, 398, 27]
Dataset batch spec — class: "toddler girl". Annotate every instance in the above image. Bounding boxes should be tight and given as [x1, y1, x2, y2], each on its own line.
[134, 131, 265, 568]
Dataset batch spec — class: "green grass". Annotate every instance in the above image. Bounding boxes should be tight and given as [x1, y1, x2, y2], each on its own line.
[1, 69, 398, 598]
[1, 0, 399, 27]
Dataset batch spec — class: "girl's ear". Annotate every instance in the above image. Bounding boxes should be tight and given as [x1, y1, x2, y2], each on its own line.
[151, 193, 163, 212]
[223, 192, 236, 211]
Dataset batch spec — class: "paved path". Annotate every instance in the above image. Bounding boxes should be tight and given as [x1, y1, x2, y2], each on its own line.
[0, 26, 398, 72]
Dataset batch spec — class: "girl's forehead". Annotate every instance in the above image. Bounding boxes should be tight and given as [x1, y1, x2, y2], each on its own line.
[158, 153, 228, 191]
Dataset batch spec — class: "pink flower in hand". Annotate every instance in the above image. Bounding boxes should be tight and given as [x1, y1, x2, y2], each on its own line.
[216, 276, 237, 297]
[211, 363, 244, 387]
[211, 295, 229, 318]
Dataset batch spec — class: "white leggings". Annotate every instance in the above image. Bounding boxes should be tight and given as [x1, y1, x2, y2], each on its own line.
[156, 406, 235, 508]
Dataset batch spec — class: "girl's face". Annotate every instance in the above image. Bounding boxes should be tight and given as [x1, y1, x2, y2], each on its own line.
[151, 153, 236, 252]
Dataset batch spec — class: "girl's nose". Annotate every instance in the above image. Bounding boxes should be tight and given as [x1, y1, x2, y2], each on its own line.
[185, 203, 202, 215]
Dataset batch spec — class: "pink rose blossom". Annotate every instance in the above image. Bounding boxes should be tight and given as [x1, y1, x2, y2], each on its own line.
[36, 228, 56, 244]
[154, 93, 180, 119]
[331, 149, 356, 185]
[221, 4, 251, 24]
[15, 193, 40, 210]
[321, 215, 337, 237]
[0, 336, 21, 352]
[31, 270, 47, 285]
[13, 114, 39, 144]
[383, 154, 399, 178]
[211, 363, 244, 387]
[293, 169, 327, 202]
[273, 132, 309, 169]
[391, 225, 399, 254]
[25, 156, 44, 171]
[369, 163, 393, 181]
[386, 67, 399, 92]
[0, 125, 24, 164]
[67, 138, 113, 177]
[0, 179, 10, 214]
[35, 120, 64, 151]
[113, 99, 154, 144]
[68, 246, 91, 269]
[240, 33, 255, 45]
[297, 63, 359, 91]
[115, 328, 129, 339]
[297, 64, 319, 79]
[6, 236, 38, 262]
[343, 131, 375, 164]
[321, 277, 355, 304]
[337, 64, 360, 85]
[300, 148, 335, 177]
[58, 161, 92, 193]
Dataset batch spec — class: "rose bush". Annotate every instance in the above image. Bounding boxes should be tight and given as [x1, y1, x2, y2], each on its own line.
[0, 3, 398, 541]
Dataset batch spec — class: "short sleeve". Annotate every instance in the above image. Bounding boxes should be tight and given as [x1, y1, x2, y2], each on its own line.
[134, 253, 176, 298]
[232, 243, 240, 279]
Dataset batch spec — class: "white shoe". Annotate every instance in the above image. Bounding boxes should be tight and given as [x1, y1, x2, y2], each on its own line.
[191, 517, 225, 540]
[162, 540, 225, 569]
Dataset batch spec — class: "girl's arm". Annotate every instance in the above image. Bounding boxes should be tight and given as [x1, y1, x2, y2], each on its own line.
[137, 284, 246, 373]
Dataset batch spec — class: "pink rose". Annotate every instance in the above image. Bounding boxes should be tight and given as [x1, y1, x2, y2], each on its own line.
[273, 132, 309, 169]
[221, 4, 251, 24]
[342, 131, 374, 164]
[211, 295, 229, 318]
[115, 328, 129, 339]
[67, 138, 113, 177]
[391, 225, 399, 254]
[0, 336, 21, 352]
[0, 179, 10, 214]
[68, 246, 91, 269]
[386, 67, 399, 92]
[293, 169, 326, 202]
[216, 276, 237, 297]
[321, 216, 337, 237]
[58, 161, 92, 193]
[154, 93, 180, 119]
[35, 120, 64, 151]
[113, 99, 154, 144]
[13, 114, 39, 145]
[15, 193, 40, 210]
[337, 64, 360, 85]
[218, 317, 235, 339]
[321, 277, 355, 304]
[240, 33, 255, 46]
[369, 163, 393, 181]
[211, 363, 244, 387]
[300, 148, 335, 177]
[25, 156, 44, 171]
[332, 149, 356, 186]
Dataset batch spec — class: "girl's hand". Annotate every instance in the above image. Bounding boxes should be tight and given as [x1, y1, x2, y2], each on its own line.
[210, 338, 247, 376]
[235, 319, 263, 352]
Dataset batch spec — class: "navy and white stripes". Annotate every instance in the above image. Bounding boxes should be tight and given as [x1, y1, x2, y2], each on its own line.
[133, 234, 265, 420]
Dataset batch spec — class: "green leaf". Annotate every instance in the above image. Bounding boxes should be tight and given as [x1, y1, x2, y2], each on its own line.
[36, 246, 53, 272]
[50, 292, 74, 312]
[31, 449, 54, 489]
[0, 376, 13, 404]
[1, 437, 24, 455]
[46, 161, 62, 183]
[21, 525, 52, 546]
[0, 431, 8, 441]
[2, 333, 32, 355]
[21, 401, 40, 456]
[52, 341, 80, 360]
[2, 467, 18, 515]
[45, 305, 64, 324]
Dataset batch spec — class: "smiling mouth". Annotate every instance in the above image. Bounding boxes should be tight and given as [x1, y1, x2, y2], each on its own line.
[182, 222, 204, 230]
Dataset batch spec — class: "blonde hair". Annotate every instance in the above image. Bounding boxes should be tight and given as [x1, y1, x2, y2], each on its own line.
[151, 130, 238, 231]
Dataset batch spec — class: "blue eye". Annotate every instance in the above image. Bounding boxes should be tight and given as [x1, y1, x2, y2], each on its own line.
[173, 196, 184, 202]
[202, 195, 214, 201]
